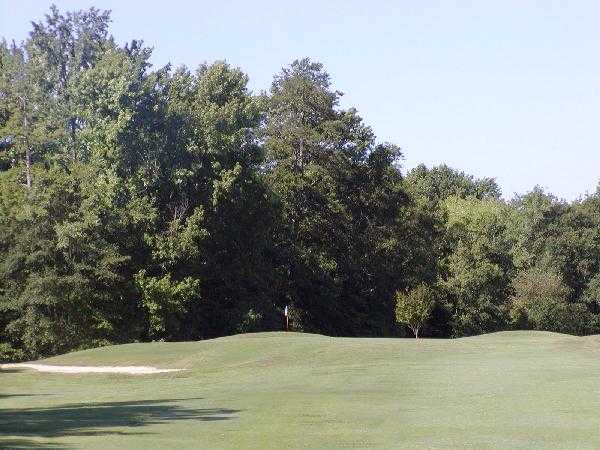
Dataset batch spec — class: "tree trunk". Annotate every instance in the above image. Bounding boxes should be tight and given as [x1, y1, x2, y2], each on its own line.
[298, 137, 304, 172]
[70, 117, 77, 161]
[25, 146, 32, 189]
[22, 105, 32, 189]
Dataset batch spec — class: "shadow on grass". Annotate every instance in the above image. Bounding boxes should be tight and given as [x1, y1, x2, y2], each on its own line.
[0, 438, 70, 449]
[0, 398, 239, 442]
[0, 394, 54, 399]
[0, 368, 28, 374]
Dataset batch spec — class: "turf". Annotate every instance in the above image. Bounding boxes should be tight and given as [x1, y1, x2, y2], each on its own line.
[2, 331, 600, 449]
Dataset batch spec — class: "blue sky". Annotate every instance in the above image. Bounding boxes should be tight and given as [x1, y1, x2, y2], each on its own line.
[2, 1, 599, 200]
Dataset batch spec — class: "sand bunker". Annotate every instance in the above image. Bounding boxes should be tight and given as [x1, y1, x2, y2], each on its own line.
[1, 363, 184, 375]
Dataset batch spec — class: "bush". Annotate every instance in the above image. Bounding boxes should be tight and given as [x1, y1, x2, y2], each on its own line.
[0, 342, 25, 363]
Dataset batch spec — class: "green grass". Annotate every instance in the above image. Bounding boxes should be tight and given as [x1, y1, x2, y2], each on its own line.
[3, 331, 600, 449]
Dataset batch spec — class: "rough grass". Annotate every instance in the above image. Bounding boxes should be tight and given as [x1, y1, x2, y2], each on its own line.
[2, 331, 600, 449]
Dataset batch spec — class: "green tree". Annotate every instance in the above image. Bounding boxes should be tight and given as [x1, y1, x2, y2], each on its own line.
[0, 164, 150, 358]
[509, 267, 573, 331]
[0, 41, 45, 187]
[440, 196, 517, 336]
[263, 59, 410, 335]
[395, 285, 435, 338]
[27, 5, 113, 161]
[404, 164, 501, 206]
[134, 271, 199, 340]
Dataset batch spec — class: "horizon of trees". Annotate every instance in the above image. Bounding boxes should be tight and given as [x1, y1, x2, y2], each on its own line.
[2, 6, 600, 361]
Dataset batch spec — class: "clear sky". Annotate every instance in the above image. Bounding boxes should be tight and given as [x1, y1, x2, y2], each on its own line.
[2, 0, 599, 200]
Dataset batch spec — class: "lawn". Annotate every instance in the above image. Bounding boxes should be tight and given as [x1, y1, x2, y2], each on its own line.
[2, 331, 600, 449]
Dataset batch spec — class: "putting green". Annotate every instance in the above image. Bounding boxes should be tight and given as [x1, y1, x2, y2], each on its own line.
[2, 331, 600, 449]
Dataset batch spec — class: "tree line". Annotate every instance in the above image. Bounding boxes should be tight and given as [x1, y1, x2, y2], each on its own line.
[2, 6, 600, 361]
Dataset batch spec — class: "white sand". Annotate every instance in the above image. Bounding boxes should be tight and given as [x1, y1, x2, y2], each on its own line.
[0, 363, 184, 375]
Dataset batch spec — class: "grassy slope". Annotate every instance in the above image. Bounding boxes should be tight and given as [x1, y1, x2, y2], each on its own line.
[2, 331, 600, 449]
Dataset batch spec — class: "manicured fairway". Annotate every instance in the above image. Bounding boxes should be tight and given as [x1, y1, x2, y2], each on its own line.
[2, 331, 600, 449]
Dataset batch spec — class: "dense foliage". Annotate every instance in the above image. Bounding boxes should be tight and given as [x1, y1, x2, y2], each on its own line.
[2, 7, 600, 361]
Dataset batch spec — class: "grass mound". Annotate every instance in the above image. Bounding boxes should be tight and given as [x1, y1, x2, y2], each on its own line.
[3, 331, 600, 449]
